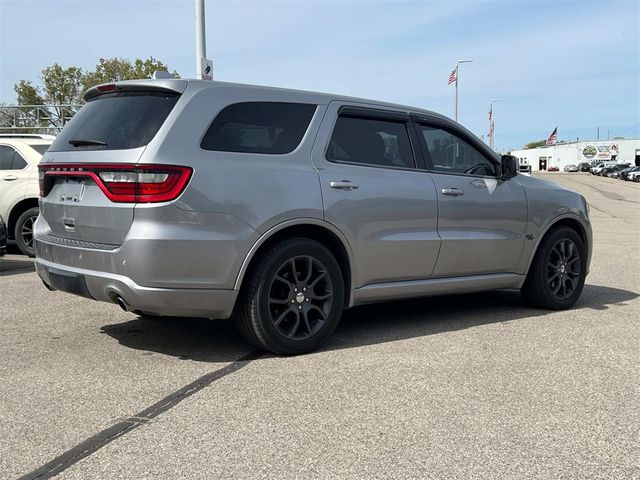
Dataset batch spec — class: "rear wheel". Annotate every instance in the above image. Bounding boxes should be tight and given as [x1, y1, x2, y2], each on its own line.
[15, 207, 38, 257]
[522, 226, 586, 309]
[235, 238, 344, 355]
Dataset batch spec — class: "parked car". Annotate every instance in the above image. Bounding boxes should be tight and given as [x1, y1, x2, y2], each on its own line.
[619, 166, 640, 180]
[35, 79, 592, 354]
[590, 163, 604, 175]
[627, 170, 640, 182]
[578, 162, 591, 172]
[0, 134, 54, 256]
[0, 214, 7, 256]
[602, 164, 630, 177]
[564, 164, 578, 172]
[547, 166, 559, 172]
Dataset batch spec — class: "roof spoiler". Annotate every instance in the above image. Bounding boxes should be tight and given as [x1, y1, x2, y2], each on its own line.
[84, 79, 189, 101]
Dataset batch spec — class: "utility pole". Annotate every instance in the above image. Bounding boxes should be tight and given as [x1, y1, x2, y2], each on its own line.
[454, 59, 473, 122]
[489, 99, 501, 150]
[195, 0, 206, 79]
[597, 125, 600, 140]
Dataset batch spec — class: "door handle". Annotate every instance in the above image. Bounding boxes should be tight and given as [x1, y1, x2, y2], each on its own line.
[330, 181, 359, 191]
[3, 175, 18, 181]
[441, 187, 464, 196]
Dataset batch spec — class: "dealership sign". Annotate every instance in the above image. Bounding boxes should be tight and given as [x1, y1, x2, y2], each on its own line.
[582, 144, 618, 160]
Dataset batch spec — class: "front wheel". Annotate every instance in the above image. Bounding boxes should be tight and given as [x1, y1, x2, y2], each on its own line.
[15, 207, 39, 257]
[522, 226, 586, 309]
[235, 238, 344, 355]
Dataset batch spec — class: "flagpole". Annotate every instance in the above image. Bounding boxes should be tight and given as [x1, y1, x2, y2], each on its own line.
[455, 64, 459, 122]
[489, 99, 501, 150]
[455, 59, 473, 123]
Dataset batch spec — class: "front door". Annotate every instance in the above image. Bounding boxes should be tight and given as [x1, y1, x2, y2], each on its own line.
[312, 103, 440, 287]
[539, 157, 547, 170]
[413, 121, 528, 277]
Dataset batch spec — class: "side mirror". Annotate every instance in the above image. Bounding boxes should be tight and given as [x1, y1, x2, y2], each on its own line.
[500, 155, 518, 179]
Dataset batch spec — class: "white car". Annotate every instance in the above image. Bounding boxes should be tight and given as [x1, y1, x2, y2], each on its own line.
[0, 134, 53, 256]
[628, 170, 640, 182]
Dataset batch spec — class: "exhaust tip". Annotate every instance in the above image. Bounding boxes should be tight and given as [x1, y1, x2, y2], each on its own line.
[114, 295, 129, 312]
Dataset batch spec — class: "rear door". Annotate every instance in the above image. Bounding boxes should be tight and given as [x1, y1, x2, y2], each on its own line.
[413, 117, 527, 277]
[39, 87, 182, 245]
[312, 102, 440, 287]
[0, 144, 30, 221]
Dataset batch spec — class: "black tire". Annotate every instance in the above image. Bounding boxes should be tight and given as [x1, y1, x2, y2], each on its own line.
[15, 207, 38, 257]
[522, 226, 586, 309]
[235, 237, 344, 355]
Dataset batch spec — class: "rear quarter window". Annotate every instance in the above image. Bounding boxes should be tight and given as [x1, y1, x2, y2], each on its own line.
[49, 91, 180, 152]
[30, 144, 50, 156]
[201, 102, 317, 154]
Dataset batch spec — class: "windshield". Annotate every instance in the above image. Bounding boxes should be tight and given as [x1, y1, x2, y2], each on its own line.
[50, 91, 180, 152]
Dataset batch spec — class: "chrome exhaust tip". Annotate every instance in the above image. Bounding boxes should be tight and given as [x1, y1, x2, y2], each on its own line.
[114, 295, 129, 312]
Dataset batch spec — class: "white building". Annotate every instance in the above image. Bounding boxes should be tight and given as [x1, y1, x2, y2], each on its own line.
[510, 138, 640, 171]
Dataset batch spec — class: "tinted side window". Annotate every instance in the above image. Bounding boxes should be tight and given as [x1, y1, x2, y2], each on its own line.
[327, 116, 415, 169]
[12, 153, 27, 169]
[201, 102, 317, 154]
[0, 146, 26, 170]
[30, 144, 50, 156]
[418, 125, 495, 176]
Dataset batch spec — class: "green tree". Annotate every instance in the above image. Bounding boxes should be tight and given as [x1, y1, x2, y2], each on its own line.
[14, 80, 46, 105]
[81, 56, 178, 91]
[524, 140, 547, 149]
[8, 57, 179, 132]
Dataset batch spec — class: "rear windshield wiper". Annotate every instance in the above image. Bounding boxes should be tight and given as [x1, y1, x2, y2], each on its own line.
[68, 138, 107, 147]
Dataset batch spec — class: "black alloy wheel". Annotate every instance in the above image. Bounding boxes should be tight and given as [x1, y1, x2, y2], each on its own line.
[267, 255, 333, 340]
[522, 226, 586, 310]
[15, 207, 39, 257]
[235, 238, 344, 355]
[546, 238, 581, 300]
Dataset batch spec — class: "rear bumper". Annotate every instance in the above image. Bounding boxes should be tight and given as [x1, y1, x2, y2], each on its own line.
[35, 258, 238, 319]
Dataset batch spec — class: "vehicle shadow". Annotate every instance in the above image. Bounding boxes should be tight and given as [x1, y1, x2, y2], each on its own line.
[100, 283, 638, 363]
[0, 257, 35, 276]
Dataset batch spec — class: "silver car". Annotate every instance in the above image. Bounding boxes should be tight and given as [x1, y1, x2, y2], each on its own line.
[35, 79, 592, 354]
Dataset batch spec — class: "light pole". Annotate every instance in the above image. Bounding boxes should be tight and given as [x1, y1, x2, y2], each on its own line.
[454, 59, 473, 122]
[195, 0, 206, 79]
[489, 99, 501, 150]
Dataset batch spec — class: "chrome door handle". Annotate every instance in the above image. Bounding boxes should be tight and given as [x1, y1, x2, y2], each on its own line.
[441, 187, 464, 196]
[3, 175, 18, 181]
[330, 181, 359, 191]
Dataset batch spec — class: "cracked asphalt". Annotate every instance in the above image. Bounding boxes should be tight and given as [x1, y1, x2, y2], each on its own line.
[1, 172, 638, 479]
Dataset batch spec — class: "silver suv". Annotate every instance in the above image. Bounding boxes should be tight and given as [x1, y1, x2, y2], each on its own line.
[35, 80, 592, 354]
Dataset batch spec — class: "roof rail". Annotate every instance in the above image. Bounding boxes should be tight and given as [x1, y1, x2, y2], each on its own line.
[0, 133, 56, 140]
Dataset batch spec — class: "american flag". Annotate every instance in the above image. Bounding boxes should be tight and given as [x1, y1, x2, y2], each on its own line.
[546, 127, 558, 146]
[448, 67, 457, 85]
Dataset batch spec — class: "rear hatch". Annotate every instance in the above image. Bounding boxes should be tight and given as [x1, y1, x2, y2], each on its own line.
[39, 83, 189, 246]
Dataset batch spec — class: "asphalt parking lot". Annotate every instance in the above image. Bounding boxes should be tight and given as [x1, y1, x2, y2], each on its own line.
[1, 173, 638, 480]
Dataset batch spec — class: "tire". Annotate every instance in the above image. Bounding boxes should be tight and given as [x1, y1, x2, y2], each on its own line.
[15, 207, 39, 257]
[522, 226, 586, 310]
[235, 237, 344, 355]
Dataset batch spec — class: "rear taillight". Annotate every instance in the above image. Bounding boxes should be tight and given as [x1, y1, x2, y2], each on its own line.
[38, 164, 192, 203]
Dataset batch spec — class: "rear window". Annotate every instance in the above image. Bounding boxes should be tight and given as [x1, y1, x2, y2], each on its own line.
[49, 91, 180, 152]
[201, 102, 316, 154]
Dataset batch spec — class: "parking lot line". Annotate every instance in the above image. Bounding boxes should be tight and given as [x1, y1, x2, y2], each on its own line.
[18, 350, 264, 480]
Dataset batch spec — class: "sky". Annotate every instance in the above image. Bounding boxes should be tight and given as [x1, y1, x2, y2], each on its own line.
[0, 0, 638, 151]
